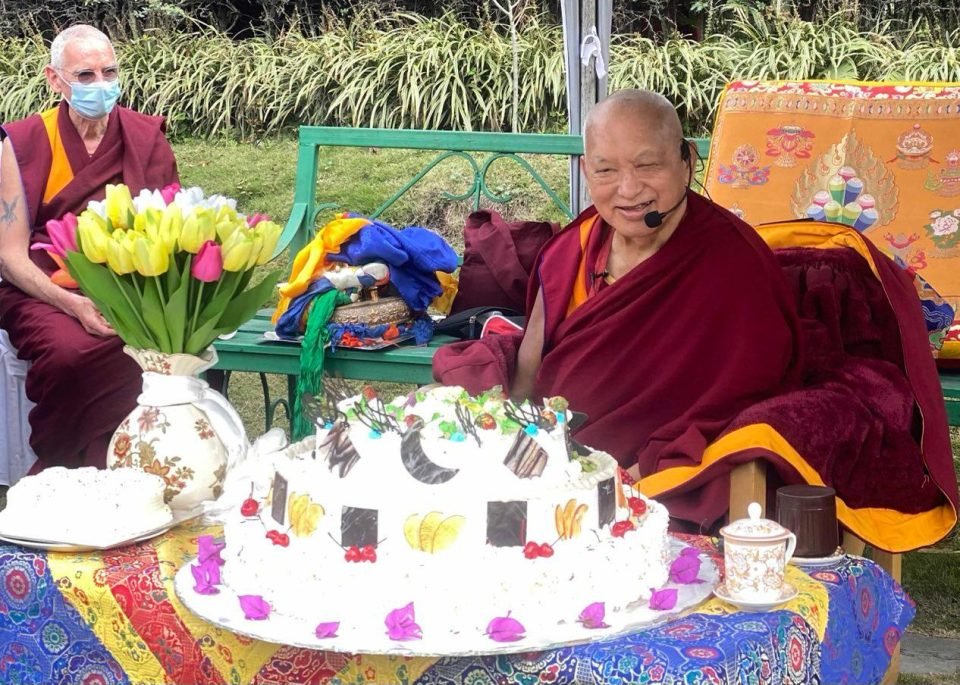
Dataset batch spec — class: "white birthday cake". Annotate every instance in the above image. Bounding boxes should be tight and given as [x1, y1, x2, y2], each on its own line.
[0, 466, 173, 545]
[218, 385, 671, 642]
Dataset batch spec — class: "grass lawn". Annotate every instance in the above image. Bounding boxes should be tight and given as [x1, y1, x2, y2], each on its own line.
[173, 135, 960, 645]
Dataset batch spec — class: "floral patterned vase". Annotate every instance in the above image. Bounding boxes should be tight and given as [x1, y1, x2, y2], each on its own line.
[107, 346, 248, 513]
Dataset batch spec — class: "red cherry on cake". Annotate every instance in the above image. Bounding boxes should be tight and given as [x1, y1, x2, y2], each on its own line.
[362, 385, 378, 401]
[611, 520, 636, 538]
[627, 497, 647, 516]
[475, 413, 497, 430]
[241, 498, 259, 517]
[344, 546, 361, 562]
[523, 541, 540, 559]
[360, 545, 377, 562]
[538, 543, 554, 558]
[273, 533, 290, 547]
[265, 530, 279, 541]
[404, 414, 421, 428]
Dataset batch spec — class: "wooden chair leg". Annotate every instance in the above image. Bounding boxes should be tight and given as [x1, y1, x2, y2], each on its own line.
[729, 461, 766, 522]
[842, 530, 867, 556]
[880, 643, 901, 685]
[872, 548, 903, 584]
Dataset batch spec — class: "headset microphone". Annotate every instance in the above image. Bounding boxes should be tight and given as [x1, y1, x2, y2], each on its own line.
[643, 192, 688, 228]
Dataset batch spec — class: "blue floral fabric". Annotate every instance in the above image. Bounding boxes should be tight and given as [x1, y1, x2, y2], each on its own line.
[0, 546, 129, 685]
[412, 558, 912, 685]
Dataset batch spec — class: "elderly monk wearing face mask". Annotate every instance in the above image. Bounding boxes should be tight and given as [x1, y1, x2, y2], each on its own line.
[0, 24, 179, 472]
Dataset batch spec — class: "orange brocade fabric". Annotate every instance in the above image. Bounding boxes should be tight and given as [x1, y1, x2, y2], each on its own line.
[704, 80, 960, 358]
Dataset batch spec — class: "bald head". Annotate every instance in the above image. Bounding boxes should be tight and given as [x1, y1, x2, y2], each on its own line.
[584, 89, 683, 150]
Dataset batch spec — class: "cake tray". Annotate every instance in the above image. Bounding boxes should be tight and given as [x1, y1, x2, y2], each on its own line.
[174, 538, 718, 657]
[0, 506, 203, 553]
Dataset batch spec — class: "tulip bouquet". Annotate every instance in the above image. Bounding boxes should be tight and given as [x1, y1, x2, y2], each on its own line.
[47, 183, 282, 355]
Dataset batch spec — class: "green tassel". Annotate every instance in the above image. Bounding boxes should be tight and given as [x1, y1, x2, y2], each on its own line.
[292, 290, 350, 440]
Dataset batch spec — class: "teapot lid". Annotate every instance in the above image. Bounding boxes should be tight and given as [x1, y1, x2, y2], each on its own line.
[720, 502, 791, 541]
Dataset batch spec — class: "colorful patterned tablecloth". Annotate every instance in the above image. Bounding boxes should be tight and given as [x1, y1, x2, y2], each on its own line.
[0, 524, 913, 685]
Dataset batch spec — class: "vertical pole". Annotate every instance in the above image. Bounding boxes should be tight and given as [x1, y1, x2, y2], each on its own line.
[579, 0, 598, 213]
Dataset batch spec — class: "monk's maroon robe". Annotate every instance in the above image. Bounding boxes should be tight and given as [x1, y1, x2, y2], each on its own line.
[0, 101, 178, 469]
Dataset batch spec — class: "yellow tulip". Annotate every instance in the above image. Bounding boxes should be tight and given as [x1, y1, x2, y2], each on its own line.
[79, 208, 109, 232]
[215, 218, 242, 244]
[160, 204, 183, 253]
[179, 208, 215, 253]
[131, 236, 169, 277]
[254, 221, 282, 265]
[221, 230, 254, 272]
[105, 184, 135, 230]
[105, 236, 136, 274]
[76, 216, 110, 263]
[245, 234, 264, 270]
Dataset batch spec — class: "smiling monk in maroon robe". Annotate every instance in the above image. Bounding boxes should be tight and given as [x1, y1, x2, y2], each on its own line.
[0, 25, 178, 472]
[434, 89, 957, 552]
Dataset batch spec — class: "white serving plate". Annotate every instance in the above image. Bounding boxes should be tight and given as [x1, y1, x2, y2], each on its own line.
[0, 507, 202, 553]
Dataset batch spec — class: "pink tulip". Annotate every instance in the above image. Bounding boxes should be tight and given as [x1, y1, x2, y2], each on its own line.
[160, 182, 182, 204]
[45, 213, 79, 257]
[192, 240, 223, 282]
[246, 212, 270, 227]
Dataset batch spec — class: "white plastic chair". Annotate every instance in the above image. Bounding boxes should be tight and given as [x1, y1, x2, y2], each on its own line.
[0, 328, 37, 486]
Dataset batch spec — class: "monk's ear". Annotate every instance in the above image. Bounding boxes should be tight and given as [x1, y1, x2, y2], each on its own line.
[44, 65, 64, 95]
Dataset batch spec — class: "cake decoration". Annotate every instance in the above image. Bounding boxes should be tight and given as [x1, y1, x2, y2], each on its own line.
[341, 506, 378, 548]
[385, 602, 422, 641]
[628, 496, 648, 517]
[503, 431, 549, 478]
[343, 544, 377, 562]
[578, 602, 609, 629]
[649, 588, 678, 611]
[314, 622, 340, 639]
[355, 389, 401, 435]
[400, 419, 461, 484]
[191, 537, 224, 595]
[265, 530, 290, 547]
[611, 519, 636, 537]
[454, 401, 482, 446]
[403, 512, 465, 553]
[598, 477, 616, 526]
[317, 421, 361, 477]
[486, 501, 528, 547]
[270, 473, 288, 525]
[288, 493, 324, 537]
[668, 547, 704, 584]
[485, 614, 525, 642]
[239, 595, 271, 620]
[522, 541, 555, 559]
[554, 499, 588, 539]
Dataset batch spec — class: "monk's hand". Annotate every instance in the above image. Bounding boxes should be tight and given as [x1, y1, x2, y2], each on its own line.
[66, 293, 116, 337]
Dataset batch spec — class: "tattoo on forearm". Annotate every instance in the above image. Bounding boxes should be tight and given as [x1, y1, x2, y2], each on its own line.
[0, 196, 18, 225]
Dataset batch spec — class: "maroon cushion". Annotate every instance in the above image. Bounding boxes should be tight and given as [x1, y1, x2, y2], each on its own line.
[450, 209, 558, 314]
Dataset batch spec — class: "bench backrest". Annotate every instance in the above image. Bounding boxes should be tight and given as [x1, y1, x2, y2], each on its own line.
[275, 126, 710, 259]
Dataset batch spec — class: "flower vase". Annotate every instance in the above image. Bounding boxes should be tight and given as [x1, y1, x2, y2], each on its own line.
[107, 346, 248, 513]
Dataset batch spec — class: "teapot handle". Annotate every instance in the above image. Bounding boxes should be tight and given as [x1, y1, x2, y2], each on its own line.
[784, 532, 797, 563]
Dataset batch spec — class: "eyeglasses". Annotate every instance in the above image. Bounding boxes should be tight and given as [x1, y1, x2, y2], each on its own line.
[58, 66, 120, 85]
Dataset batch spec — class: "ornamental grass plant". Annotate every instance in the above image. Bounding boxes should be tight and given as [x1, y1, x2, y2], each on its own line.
[3, 7, 960, 138]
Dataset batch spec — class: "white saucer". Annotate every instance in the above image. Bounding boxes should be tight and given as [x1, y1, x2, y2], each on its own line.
[713, 581, 798, 612]
[789, 550, 845, 568]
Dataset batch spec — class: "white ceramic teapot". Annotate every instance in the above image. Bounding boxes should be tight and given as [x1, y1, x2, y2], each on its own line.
[719, 502, 797, 602]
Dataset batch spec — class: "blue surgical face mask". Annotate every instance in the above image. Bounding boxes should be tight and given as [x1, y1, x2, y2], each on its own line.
[65, 80, 121, 120]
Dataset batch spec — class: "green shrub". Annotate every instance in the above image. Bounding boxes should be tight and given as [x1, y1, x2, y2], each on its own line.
[2, 8, 959, 138]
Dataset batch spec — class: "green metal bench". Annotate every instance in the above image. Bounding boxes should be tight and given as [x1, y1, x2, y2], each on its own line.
[209, 126, 960, 431]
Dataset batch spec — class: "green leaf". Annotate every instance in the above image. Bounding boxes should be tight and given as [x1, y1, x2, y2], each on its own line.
[141, 277, 173, 353]
[164, 262, 190, 353]
[64, 252, 156, 348]
[214, 269, 281, 334]
[183, 314, 222, 355]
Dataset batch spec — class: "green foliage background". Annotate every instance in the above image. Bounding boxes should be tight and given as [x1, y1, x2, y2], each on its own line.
[2, 4, 960, 138]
